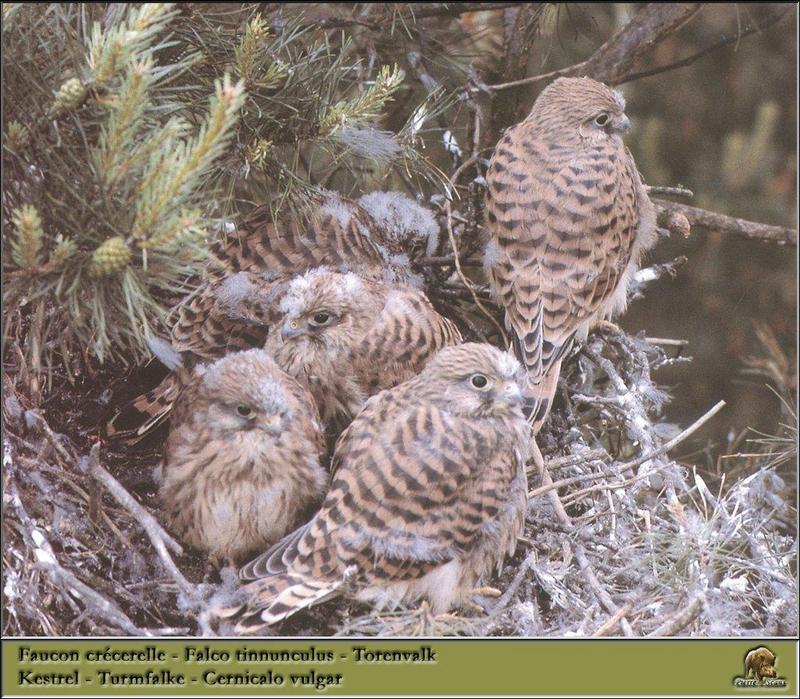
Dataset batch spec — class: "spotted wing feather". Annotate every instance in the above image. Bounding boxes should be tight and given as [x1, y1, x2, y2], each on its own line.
[486, 124, 641, 424]
[222, 388, 525, 632]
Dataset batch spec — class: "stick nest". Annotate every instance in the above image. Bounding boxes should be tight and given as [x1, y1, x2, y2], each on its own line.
[3, 277, 796, 637]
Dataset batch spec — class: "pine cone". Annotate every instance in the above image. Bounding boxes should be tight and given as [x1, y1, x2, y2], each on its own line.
[52, 78, 86, 113]
[90, 237, 131, 277]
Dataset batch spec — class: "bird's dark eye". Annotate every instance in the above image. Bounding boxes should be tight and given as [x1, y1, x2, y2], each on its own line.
[236, 403, 255, 419]
[594, 112, 610, 126]
[311, 311, 331, 326]
[470, 374, 489, 389]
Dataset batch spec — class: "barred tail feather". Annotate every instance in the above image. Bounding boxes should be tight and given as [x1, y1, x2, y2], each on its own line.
[105, 374, 182, 441]
[218, 574, 342, 633]
[523, 359, 563, 434]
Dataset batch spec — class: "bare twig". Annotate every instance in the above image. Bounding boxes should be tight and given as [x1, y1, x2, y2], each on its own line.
[644, 337, 690, 348]
[653, 199, 797, 246]
[488, 64, 578, 92]
[23, 410, 73, 462]
[482, 550, 537, 626]
[290, 3, 525, 31]
[633, 256, 688, 289]
[8, 480, 145, 635]
[622, 7, 793, 84]
[404, 2, 524, 20]
[592, 602, 634, 637]
[490, 5, 790, 94]
[645, 185, 694, 200]
[489, 4, 702, 91]
[532, 440, 635, 637]
[87, 445, 198, 601]
[574, 544, 634, 636]
[546, 449, 608, 471]
[610, 399, 727, 472]
[646, 593, 706, 637]
[581, 3, 703, 85]
[530, 400, 727, 500]
[444, 201, 509, 346]
[491, 3, 545, 133]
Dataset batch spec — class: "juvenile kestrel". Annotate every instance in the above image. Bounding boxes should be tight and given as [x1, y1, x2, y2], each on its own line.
[484, 76, 656, 430]
[265, 267, 463, 433]
[107, 191, 440, 440]
[157, 349, 326, 565]
[217, 343, 530, 632]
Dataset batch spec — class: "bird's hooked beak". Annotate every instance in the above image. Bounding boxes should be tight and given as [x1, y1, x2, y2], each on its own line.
[496, 379, 524, 406]
[260, 413, 284, 436]
[281, 319, 307, 340]
[613, 113, 631, 134]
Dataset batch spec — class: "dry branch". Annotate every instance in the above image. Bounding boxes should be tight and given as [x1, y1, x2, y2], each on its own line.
[87, 445, 199, 602]
[653, 199, 797, 246]
[489, 3, 702, 91]
[7, 478, 145, 635]
[489, 4, 792, 92]
[286, 3, 526, 32]
[647, 593, 706, 637]
[529, 401, 725, 499]
[490, 3, 545, 134]
[622, 6, 793, 84]
[3, 2, 795, 641]
[581, 3, 703, 85]
[592, 602, 634, 637]
[633, 257, 688, 290]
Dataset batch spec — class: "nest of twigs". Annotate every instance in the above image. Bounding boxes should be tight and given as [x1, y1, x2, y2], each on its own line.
[2, 194, 796, 638]
[3, 273, 797, 637]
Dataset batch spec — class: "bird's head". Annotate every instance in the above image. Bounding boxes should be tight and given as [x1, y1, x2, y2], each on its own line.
[267, 268, 379, 375]
[423, 343, 527, 419]
[191, 349, 300, 440]
[528, 76, 630, 142]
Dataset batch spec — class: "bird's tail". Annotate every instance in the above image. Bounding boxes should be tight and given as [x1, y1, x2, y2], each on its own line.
[214, 573, 342, 634]
[105, 373, 184, 442]
[523, 359, 563, 434]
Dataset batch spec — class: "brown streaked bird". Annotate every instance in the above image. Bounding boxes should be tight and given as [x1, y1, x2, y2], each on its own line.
[265, 267, 463, 433]
[107, 191, 440, 440]
[157, 349, 326, 565]
[215, 343, 531, 632]
[484, 76, 656, 433]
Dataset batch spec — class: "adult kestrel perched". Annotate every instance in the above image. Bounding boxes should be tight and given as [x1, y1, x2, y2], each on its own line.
[484, 76, 656, 430]
[107, 191, 441, 440]
[265, 267, 463, 433]
[217, 343, 530, 632]
[157, 349, 326, 565]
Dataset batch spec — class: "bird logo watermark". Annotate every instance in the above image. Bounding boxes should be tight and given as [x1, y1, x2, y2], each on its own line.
[733, 646, 787, 688]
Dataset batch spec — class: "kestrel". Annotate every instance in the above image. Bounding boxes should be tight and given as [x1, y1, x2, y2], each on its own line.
[484, 76, 656, 430]
[157, 349, 326, 565]
[217, 343, 530, 632]
[265, 267, 463, 433]
[107, 191, 441, 440]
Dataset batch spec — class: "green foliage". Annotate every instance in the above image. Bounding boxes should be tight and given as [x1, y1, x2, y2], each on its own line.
[320, 63, 405, 135]
[9, 205, 45, 271]
[1, 3, 449, 382]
